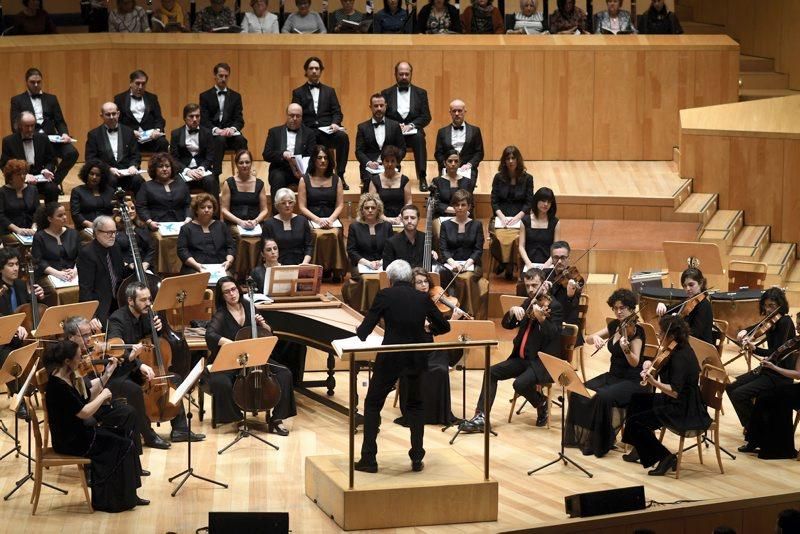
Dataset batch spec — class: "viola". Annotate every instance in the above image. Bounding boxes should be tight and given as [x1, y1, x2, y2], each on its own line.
[640, 339, 677, 386]
[755, 334, 800, 375]
[15, 251, 48, 334]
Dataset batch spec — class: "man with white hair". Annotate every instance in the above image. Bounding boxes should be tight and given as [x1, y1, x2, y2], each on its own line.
[354, 259, 450, 473]
[77, 215, 126, 325]
[0, 110, 59, 201]
[433, 99, 483, 185]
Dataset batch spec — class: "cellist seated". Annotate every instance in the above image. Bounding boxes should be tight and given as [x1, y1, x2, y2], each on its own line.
[106, 280, 205, 449]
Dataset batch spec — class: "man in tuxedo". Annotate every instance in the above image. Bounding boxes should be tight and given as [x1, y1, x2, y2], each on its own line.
[354, 259, 450, 473]
[0, 111, 59, 202]
[262, 103, 317, 200]
[77, 215, 126, 326]
[199, 62, 248, 179]
[170, 103, 219, 196]
[291, 56, 350, 190]
[9, 68, 79, 193]
[381, 62, 432, 191]
[355, 93, 406, 192]
[434, 99, 484, 186]
[382, 204, 437, 269]
[85, 102, 143, 194]
[113, 69, 169, 154]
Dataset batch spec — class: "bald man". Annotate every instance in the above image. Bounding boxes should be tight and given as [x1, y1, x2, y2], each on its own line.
[0, 111, 60, 201]
[262, 103, 318, 200]
[85, 102, 143, 193]
[433, 99, 483, 186]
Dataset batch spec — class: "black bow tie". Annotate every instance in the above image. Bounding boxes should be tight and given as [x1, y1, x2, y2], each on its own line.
[373, 121, 384, 128]
[398, 86, 410, 93]
[22, 138, 33, 143]
[287, 128, 300, 133]
[187, 128, 199, 134]
[308, 83, 321, 89]
[217, 90, 227, 96]
[29, 93, 42, 100]
[452, 125, 465, 131]
[107, 127, 119, 133]
[131, 95, 143, 101]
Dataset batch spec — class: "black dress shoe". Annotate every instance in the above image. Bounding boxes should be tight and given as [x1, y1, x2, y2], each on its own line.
[354, 458, 378, 473]
[268, 421, 289, 436]
[135, 497, 150, 506]
[342, 180, 350, 191]
[16, 402, 29, 421]
[418, 178, 429, 192]
[738, 442, 758, 453]
[535, 404, 548, 427]
[170, 430, 206, 442]
[412, 461, 424, 472]
[140, 469, 151, 477]
[144, 435, 171, 450]
[622, 449, 640, 463]
[648, 454, 677, 476]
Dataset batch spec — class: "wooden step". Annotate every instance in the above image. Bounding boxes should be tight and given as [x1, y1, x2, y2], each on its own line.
[762, 242, 797, 285]
[740, 72, 790, 90]
[681, 21, 727, 35]
[667, 192, 718, 226]
[785, 261, 800, 298]
[739, 89, 800, 101]
[729, 225, 770, 261]
[740, 54, 775, 73]
[699, 210, 743, 250]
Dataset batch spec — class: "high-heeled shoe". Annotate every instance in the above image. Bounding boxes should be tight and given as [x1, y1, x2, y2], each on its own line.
[268, 421, 289, 436]
[647, 454, 677, 476]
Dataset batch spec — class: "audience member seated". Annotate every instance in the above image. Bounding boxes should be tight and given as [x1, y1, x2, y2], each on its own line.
[489, 145, 533, 279]
[282, 0, 327, 33]
[263, 103, 317, 200]
[10, 68, 79, 190]
[0, 111, 59, 202]
[342, 193, 393, 312]
[637, 0, 682, 34]
[0, 160, 38, 242]
[151, 0, 188, 31]
[177, 193, 234, 276]
[263, 188, 312, 266]
[192, 0, 236, 31]
[136, 152, 191, 231]
[593, 0, 635, 34]
[87, 0, 109, 32]
[355, 93, 406, 190]
[12, 0, 57, 35]
[298, 145, 346, 279]
[220, 149, 269, 277]
[461, 0, 504, 34]
[439, 190, 484, 318]
[418, 0, 462, 33]
[519, 186, 560, 270]
[32, 202, 79, 304]
[241, 0, 279, 33]
[549, 0, 587, 34]
[329, 0, 365, 33]
[507, 0, 544, 34]
[85, 102, 143, 194]
[368, 145, 411, 225]
[434, 99, 484, 184]
[373, 0, 410, 34]
[114, 70, 168, 154]
[108, 0, 152, 32]
[70, 161, 115, 232]
[432, 148, 473, 217]
[170, 103, 219, 196]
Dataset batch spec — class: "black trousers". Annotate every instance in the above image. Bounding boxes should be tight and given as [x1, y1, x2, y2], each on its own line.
[51, 141, 79, 185]
[186, 173, 221, 198]
[87, 7, 108, 32]
[94, 401, 143, 455]
[361, 353, 425, 463]
[212, 134, 248, 179]
[475, 357, 549, 415]
[403, 130, 427, 180]
[205, 363, 296, 424]
[726, 370, 789, 429]
[111, 173, 144, 195]
[315, 130, 350, 180]
[622, 393, 670, 468]
[137, 136, 169, 155]
[107, 374, 188, 443]
[268, 166, 300, 202]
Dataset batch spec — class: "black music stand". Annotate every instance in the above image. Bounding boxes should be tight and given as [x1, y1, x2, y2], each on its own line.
[0, 313, 25, 441]
[168, 358, 228, 496]
[212, 337, 280, 454]
[528, 353, 593, 478]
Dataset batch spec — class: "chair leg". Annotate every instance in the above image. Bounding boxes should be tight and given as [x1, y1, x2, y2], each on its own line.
[714, 416, 724, 474]
[31, 462, 43, 515]
[198, 389, 205, 422]
[696, 435, 704, 465]
[675, 435, 685, 480]
[793, 410, 800, 434]
[508, 393, 518, 423]
[578, 346, 587, 384]
[78, 465, 93, 513]
[545, 386, 553, 430]
[658, 427, 665, 443]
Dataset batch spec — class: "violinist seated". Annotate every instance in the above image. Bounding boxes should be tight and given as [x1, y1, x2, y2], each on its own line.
[43, 339, 149, 512]
[621, 314, 711, 476]
[341, 193, 394, 313]
[31, 202, 80, 305]
[382, 204, 438, 269]
[540, 240, 584, 349]
[460, 268, 562, 432]
[176, 193, 235, 276]
[563, 288, 647, 458]
[726, 287, 796, 438]
[0, 159, 39, 246]
[106, 281, 205, 450]
[204, 276, 296, 435]
[297, 145, 347, 281]
[438, 190, 484, 319]
[78, 216, 127, 326]
[655, 267, 714, 344]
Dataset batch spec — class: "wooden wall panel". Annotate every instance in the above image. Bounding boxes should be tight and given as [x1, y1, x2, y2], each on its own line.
[679, 133, 730, 205]
[693, 50, 739, 108]
[781, 140, 800, 244]
[542, 50, 594, 160]
[751, 0, 783, 61]
[134, 50, 190, 136]
[643, 50, 694, 160]
[593, 50, 644, 160]
[727, 137, 784, 237]
[777, 2, 800, 90]
[0, 53, 43, 130]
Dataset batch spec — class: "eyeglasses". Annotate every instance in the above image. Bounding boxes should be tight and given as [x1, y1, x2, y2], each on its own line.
[611, 306, 630, 313]
[222, 287, 239, 294]
[96, 229, 117, 236]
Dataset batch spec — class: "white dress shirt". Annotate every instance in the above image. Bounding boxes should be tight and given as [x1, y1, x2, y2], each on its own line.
[29, 93, 44, 126]
[372, 120, 386, 149]
[309, 84, 320, 115]
[106, 128, 120, 160]
[451, 124, 466, 153]
[22, 138, 35, 166]
[396, 87, 411, 120]
[130, 94, 146, 124]
[185, 126, 200, 168]
[286, 129, 298, 153]
[216, 87, 227, 123]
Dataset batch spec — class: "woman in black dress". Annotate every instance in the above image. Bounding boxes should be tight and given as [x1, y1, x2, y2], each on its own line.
[262, 188, 312, 265]
[177, 193, 235, 275]
[135, 152, 192, 230]
[368, 145, 412, 225]
[439, 189, 484, 318]
[489, 146, 534, 279]
[519, 186, 560, 269]
[44, 339, 146, 512]
[432, 149, 474, 217]
[298, 145, 347, 278]
[564, 288, 646, 457]
[0, 159, 39, 239]
[205, 276, 296, 434]
[70, 160, 115, 232]
[622, 314, 711, 475]
[655, 267, 714, 344]
[32, 202, 80, 303]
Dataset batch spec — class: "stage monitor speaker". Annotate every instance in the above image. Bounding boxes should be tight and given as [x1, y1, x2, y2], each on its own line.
[208, 512, 289, 533]
[565, 485, 646, 518]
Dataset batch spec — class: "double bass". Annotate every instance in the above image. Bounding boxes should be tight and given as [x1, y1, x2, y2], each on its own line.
[15, 252, 47, 335]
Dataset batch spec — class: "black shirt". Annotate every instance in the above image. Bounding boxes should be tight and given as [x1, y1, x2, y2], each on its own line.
[490, 172, 534, 217]
[382, 230, 428, 269]
[439, 219, 483, 263]
[32, 228, 80, 279]
[262, 215, 313, 265]
[346, 220, 394, 265]
[135, 179, 191, 223]
[177, 220, 235, 266]
[432, 176, 474, 217]
[69, 185, 115, 229]
[0, 185, 39, 233]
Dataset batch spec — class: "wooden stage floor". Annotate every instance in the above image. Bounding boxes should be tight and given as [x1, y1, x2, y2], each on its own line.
[4, 339, 800, 533]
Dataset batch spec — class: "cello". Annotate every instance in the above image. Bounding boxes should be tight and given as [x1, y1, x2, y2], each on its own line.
[15, 251, 47, 335]
[422, 187, 438, 274]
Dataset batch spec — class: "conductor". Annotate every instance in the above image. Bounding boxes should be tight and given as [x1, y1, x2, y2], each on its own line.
[354, 259, 450, 473]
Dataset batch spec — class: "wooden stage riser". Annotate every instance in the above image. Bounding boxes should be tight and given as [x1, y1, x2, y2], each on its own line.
[0, 35, 738, 163]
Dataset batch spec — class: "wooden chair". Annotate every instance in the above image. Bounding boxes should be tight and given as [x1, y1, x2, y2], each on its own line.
[727, 260, 768, 292]
[27, 370, 93, 515]
[574, 294, 589, 379]
[712, 318, 729, 357]
[640, 322, 661, 360]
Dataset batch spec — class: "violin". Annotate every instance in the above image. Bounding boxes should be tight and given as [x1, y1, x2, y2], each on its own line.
[553, 265, 585, 290]
[640, 339, 677, 386]
[429, 285, 473, 320]
[678, 292, 707, 318]
[525, 293, 552, 322]
[754, 334, 800, 375]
